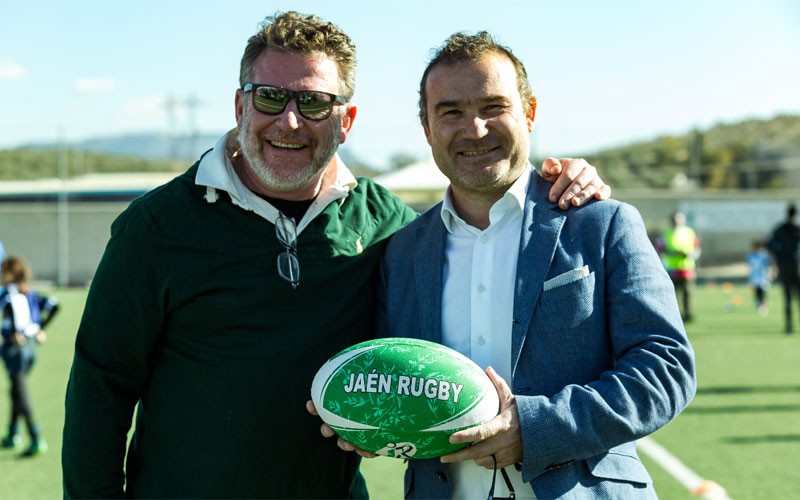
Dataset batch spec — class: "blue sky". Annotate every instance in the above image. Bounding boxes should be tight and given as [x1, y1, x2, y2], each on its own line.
[2, 0, 798, 168]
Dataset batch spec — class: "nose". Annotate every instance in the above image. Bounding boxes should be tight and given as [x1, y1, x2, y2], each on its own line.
[462, 113, 489, 139]
[275, 100, 302, 130]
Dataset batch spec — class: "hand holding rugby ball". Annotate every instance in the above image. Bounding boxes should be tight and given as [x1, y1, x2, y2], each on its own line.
[310, 338, 499, 459]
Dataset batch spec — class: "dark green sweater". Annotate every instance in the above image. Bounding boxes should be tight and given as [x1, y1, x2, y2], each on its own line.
[62, 164, 417, 499]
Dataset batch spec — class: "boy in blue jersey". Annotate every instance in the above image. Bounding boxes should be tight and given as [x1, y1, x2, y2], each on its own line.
[746, 239, 771, 316]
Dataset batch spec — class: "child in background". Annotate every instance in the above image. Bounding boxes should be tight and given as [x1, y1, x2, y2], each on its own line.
[0, 256, 59, 457]
[746, 239, 771, 316]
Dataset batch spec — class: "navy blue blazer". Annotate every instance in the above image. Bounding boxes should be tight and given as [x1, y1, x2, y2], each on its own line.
[376, 170, 696, 499]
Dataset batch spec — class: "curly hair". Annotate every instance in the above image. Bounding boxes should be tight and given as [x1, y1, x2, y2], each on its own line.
[239, 11, 357, 100]
[418, 31, 533, 126]
[1, 256, 32, 285]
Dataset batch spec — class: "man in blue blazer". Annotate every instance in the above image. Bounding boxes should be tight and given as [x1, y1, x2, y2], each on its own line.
[375, 31, 696, 499]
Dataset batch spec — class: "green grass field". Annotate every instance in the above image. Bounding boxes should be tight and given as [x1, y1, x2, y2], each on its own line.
[1, 284, 798, 499]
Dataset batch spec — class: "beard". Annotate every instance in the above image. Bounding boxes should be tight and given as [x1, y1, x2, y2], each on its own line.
[238, 106, 342, 193]
[432, 135, 529, 198]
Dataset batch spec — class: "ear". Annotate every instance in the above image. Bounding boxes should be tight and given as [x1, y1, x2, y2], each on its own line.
[338, 103, 358, 144]
[526, 95, 537, 132]
[423, 121, 432, 146]
[235, 89, 245, 127]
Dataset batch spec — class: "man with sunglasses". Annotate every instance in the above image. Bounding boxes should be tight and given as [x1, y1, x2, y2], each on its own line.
[358, 32, 695, 499]
[62, 12, 611, 499]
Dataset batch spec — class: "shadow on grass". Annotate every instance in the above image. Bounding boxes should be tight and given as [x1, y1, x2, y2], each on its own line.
[0, 451, 31, 462]
[696, 385, 800, 395]
[684, 404, 800, 414]
[722, 434, 800, 444]
[689, 385, 800, 413]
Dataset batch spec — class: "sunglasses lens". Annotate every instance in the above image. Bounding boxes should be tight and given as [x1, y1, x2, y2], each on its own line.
[296, 93, 333, 120]
[254, 86, 289, 114]
[277, 251, 300, 285]
[275, 216, 297, 247]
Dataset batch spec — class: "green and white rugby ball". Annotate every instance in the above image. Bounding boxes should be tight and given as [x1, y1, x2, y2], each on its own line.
[311, 337, 499, 459]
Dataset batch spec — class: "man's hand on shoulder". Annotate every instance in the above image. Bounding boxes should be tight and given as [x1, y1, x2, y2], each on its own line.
[541, 157, 611, 209]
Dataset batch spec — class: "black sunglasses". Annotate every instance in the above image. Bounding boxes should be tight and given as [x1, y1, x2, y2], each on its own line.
[275, 213, 300, 289]
[242, 83, 347, 121]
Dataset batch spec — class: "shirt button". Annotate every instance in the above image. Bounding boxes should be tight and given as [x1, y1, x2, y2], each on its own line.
[435, 471, 447, 482]
[478, 336, 486, 345]
[478, 284, 486, 293]
[480, 234, 489, 243]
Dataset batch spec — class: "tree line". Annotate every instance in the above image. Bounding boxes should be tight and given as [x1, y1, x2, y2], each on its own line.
[578, 114, 800, 190]
[1, 114, 798, 189]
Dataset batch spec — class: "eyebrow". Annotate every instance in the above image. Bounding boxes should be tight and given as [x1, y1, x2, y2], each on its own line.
[432, 95, 512, 114]
[433, 100, 460, 114]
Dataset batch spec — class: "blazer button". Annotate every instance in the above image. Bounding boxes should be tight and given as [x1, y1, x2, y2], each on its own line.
[434, 471, 447, 482]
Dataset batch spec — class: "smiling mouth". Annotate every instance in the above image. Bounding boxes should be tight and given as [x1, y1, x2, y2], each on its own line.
[460, 147, 497, 157]
[269, 140, 306, 150]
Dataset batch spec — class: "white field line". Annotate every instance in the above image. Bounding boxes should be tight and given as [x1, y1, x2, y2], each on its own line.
[638, 436, 732, 500]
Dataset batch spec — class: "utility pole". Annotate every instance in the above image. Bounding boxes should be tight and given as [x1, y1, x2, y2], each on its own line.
[689, 128, 702, 189]
[186, 92, 199, 160]
[164, 93, 178, 162]
[57, 134, 69, 287]
[164, 93, 202, 161]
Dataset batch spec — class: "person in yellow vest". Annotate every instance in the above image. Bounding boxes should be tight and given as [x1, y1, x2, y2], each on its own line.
[656, 211, 701, 321]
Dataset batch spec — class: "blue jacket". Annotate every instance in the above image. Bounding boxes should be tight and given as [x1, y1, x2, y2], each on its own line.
[376, 170, 696, 499]
[1, 285, 59, 376]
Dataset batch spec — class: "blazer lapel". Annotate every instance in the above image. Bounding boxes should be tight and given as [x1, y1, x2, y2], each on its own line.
[413, 209, 447, 344]
[511, 178, 565, 377]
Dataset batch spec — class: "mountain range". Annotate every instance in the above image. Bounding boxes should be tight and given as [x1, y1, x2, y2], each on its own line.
[5, 114, 800, 189]
[18, 132, 364, 168]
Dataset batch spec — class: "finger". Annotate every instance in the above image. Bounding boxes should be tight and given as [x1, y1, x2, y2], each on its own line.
[567, 180, 598, 207]
[549, 157, 594, 204]
[306, 400, 319, 416]
[336, 437, 377, 458]
[485, 366, 513, 404]
[569, 179, 612, 207]
[337, 436, 355, 451]
[440, 441, 487, 463]
[440, 436, 516, 467]
[449, 417, 501, 445]
[321, 423, 336, 438]
[546, 158, 577, 202]
[475, 451, 518, 469]
[449, 367, 511, 444]
[561, 159, 611, 206]
[356, 448, 377, 459]
[474, 452, 502, 469]
[556, 164, 596, 208]
[596, 183, 612, 200]
[539, 157, 562, 182]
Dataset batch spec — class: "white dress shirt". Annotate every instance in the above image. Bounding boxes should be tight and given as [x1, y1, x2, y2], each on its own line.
[440, 165, 536, 499]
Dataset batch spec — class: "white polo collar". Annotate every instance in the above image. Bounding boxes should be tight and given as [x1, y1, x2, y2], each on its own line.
[194, 129, 357, 233]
